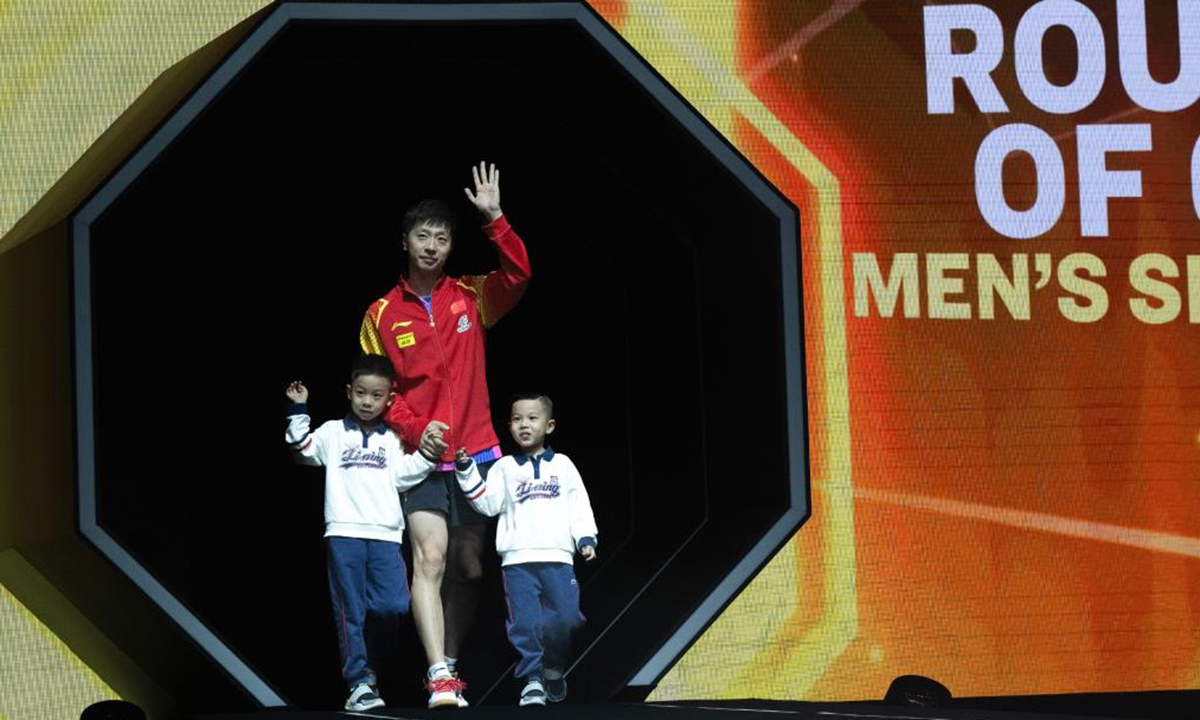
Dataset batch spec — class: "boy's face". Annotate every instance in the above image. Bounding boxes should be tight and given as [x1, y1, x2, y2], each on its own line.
[346, 373, 394, 425]
[509, 398, 555, 454]
[402, 221, 452, 277]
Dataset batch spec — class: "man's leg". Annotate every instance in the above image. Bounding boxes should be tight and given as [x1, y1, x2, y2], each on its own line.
[443, 522, 486, 660]
[406, 510, 449, 667]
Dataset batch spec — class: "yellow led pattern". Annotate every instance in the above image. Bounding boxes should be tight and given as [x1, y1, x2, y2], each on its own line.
[0, 2, 267, 715]
[0, 579, 118, 718]
[0, 0, 269, 245]
[617, 0, 856, 701]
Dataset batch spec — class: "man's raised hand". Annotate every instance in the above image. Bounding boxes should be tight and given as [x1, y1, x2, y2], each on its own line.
[464, 161, 502, 222]
[286, 381, 308, 404]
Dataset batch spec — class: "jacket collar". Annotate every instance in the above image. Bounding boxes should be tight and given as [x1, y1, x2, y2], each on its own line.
[343, 414, 388, 435]
[514, 446, 555, 465]
[398, 273, 448, 300]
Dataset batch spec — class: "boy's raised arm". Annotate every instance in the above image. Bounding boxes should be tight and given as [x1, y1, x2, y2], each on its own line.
[285, 381, 326, 466]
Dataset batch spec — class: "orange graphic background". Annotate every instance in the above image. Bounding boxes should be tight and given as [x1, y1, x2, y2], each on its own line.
[613, 0, 1200, 701]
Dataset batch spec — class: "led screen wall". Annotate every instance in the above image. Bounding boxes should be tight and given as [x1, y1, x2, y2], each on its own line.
[1, 0, 1198, 711]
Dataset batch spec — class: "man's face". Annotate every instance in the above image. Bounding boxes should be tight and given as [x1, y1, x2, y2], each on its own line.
[346, 373, 393, 425]
[509, 399, 555, 453]
[403, 221, 452, 277]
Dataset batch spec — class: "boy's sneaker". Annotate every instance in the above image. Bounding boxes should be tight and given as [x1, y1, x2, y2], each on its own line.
[519, 679, 547, 707]
[345, 682, 385, 712]
[543, 667, 567, 703]
[426, 676, 462, 709]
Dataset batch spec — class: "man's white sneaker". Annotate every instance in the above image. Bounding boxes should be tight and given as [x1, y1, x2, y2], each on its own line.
[426, 676, 461, 709]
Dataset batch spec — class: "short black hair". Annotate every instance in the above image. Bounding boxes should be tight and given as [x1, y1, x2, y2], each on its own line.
[401, 199, 455, 237]
[351, 354, 396, 384]
[512, 392, 553, 418]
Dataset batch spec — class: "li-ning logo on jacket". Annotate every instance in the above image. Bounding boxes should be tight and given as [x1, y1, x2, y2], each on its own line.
[456, 315, 472, 333]
[340, 446, 387, 470]
[515, 477, 560, 503]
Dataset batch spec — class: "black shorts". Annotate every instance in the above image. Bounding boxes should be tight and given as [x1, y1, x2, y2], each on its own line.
[401, 460, 495, 527]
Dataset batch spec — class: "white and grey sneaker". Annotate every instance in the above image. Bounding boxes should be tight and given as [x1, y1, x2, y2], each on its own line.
[345, 682, 385, 712]
[543, 667, 567, 703]
[519, 679, 547, 707]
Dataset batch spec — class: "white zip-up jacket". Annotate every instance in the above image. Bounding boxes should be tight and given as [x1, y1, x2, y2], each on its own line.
[286, 405, 435, 543]
[456, 447, 598, 566]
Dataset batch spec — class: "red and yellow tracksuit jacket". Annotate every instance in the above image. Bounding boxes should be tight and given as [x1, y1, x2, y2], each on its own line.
[359, 215, 531, 464]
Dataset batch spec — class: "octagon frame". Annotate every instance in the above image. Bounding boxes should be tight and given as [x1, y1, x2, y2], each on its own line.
[71, 1, 807, 705]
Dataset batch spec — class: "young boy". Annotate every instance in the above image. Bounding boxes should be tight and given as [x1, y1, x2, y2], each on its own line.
[284, 355, 447, 712]
[453, 393, 598, 707]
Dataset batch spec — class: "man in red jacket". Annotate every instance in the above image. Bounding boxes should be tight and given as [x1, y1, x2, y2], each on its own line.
[360, 162, 530, 708]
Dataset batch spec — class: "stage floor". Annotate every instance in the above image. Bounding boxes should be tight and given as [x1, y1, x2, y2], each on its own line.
[190, 698, 1162, 720]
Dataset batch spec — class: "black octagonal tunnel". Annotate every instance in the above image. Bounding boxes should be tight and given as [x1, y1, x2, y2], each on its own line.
[71, 0, 809, 708]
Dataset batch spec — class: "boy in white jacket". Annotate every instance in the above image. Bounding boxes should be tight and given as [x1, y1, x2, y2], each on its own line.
[454, 393, 597, 707]
[285, 355, 447, 712]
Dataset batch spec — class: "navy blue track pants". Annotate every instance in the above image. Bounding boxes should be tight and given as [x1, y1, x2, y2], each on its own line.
[326, 536, 411, 688]
[502, 562, 585, 681]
